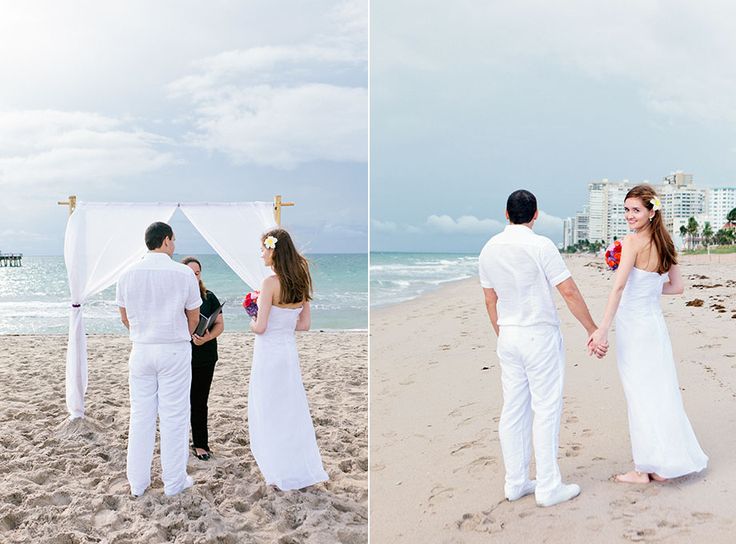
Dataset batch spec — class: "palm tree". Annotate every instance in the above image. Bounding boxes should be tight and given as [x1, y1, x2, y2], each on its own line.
[727, 207, 736, 224]
[679, 225, 688, 249]
[702, 222, 713, 248]
[686, 217, 699, 250]
[715, 229, 734, 246]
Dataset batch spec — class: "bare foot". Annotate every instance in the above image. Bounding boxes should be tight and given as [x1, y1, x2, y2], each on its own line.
[193, 447, 211, 460]
[650, 473, 668, 482]
[613, 470, 650, 483]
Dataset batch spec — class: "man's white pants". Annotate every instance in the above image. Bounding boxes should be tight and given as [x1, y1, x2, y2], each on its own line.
[127, 342, 192, 496]
[496, 325, 565, 499]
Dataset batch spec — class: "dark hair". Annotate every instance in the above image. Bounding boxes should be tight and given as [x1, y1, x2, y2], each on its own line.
[506, 190, 538, 224]
[624, 184, 677, 274]
[145, 222, 173, 250]
[181, 256, 206, 299]
[262, 228, 312, 304]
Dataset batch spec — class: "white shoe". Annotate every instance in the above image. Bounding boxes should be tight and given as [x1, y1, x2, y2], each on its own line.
[535, 483, 581, 507]
[164, 475, 194, 497]
[505, 480, 536, 501]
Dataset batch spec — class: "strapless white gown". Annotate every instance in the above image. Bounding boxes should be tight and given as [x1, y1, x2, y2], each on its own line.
[248, 305, 328, 490]
[615, 267, 708, 478]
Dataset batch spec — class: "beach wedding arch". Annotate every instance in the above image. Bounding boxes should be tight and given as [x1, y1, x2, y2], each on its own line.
[60, 197, 291, 420]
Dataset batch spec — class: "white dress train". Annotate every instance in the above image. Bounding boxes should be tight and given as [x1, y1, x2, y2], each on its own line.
[248, 305, 329, 490]
[615, 267, 708, 478]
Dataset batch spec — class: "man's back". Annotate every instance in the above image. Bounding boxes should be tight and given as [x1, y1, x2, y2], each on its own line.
[479, 225, 570, 328]
[116, 253, 201, 344]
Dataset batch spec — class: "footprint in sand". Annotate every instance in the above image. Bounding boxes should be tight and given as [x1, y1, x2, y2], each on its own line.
[452, 456, 497, 475]
[562, 442, 582, 457]
[450, 438, 483, 455]
[456, 510, 505, 534]
[428, 485, 454, 506]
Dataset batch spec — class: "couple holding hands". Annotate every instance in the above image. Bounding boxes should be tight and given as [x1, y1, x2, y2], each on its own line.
[116, 222, 327, 497]
[480, 187, 708, 507]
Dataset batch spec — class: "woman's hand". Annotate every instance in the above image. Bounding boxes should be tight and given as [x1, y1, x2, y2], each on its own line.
[192, 332, 208, 346]
[249, 318, 259, 334]
[587, 328, 609, 358]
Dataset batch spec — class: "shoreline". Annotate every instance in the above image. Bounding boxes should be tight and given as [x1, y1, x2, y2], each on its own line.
[370, 251, 736, 310]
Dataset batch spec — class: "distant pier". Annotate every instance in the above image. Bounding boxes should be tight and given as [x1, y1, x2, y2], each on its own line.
[0, 253, 22, 267]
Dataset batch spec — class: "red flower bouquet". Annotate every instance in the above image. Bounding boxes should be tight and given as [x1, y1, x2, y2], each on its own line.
[243, 291, 259, 318]
[605, 240, 622, 270]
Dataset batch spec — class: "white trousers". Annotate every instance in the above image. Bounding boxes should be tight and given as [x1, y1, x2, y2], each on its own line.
[496, 325, 565, 498]
[127, 342, 192, 496]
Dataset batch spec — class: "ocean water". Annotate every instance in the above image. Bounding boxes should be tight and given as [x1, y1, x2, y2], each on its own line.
[0, 254, 367, 334]
[370, 252, 479, 307]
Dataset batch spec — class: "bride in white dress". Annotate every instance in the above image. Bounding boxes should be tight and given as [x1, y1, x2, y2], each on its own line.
[589, 184, 708, 483]
[248, 229, 329, 490]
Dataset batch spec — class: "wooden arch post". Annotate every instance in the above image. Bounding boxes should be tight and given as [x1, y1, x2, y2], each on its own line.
[273, 195, 295, 226]
[58, 195, 77, 216]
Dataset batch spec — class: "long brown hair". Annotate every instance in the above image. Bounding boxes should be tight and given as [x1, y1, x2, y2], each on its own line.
[624, 184, 677, 274]
[181, 256, 207, 299]
[262, 228, 312, 304]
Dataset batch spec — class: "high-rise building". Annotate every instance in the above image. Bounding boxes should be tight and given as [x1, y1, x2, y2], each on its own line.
[663, 171, 693, 188]
[574, 206, 589, 244]
[565, 172, 735, 250]
[587, 181, 607, 243]
[659, 177, 706, 243]
[706, 187, 736, 228]
[586, 179, 634, 243]
[563, 217, 574, 249]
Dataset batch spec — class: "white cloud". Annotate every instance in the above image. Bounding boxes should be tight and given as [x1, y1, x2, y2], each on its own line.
[0, 111, 174, 186]
[173, 83, 367, 168]
[371, 219, 398, 232]
[168, 8, 367, 169]
[425, 214, 504, 234]
[377, 0, 736, 123]
[534, 210, 564, 241]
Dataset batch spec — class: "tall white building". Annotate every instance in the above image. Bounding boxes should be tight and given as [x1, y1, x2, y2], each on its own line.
[587, 181, 608, 243]
[706, 187, 736, 228]
[586, 179, 634, 243]
[574, 206, 589, 244]
[563, 217, 574, 249]
[659, 174, 706, 244]
[567, 172, 735, 250]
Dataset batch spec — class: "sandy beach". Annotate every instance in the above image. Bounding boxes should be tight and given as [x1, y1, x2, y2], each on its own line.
[0, 331, 367, 544]
[371, 254, 736, 543]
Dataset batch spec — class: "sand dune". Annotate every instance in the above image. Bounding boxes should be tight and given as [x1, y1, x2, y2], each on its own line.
[370, 254, 736, 543]
[0, 331, 367, 544]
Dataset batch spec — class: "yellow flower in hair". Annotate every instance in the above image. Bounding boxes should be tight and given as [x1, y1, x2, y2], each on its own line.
[264, 236, 278, 249]
[650, 197, 662, 212]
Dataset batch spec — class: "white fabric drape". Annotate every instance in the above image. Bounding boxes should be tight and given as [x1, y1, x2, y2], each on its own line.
[64, 202, 178, 419]
[180, 202, 276, 290]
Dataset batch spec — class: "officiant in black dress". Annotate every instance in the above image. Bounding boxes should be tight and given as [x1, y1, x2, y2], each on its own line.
[182, 256, 224, 461]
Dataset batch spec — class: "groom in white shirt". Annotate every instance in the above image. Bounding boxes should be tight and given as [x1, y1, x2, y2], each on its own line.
[116, 222, 202, 497]
[479, 190, 606, 507]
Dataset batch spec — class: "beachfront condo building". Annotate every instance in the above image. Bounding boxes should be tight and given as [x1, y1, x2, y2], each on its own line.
[564, 172, 734, 250]
[706, 187, 736, 228]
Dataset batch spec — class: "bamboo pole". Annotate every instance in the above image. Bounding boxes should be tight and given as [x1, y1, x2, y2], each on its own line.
[57, 195, 77, 216]
[273, 194, 295, 226]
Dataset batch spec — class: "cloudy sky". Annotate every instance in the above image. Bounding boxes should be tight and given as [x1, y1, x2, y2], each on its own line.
[371, 0, 736, 252]
[0, 0, 367, 255]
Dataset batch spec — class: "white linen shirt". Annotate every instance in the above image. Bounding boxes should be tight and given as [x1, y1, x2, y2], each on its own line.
[116, 252, 202, 344]
[479, 224, 571, 328]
